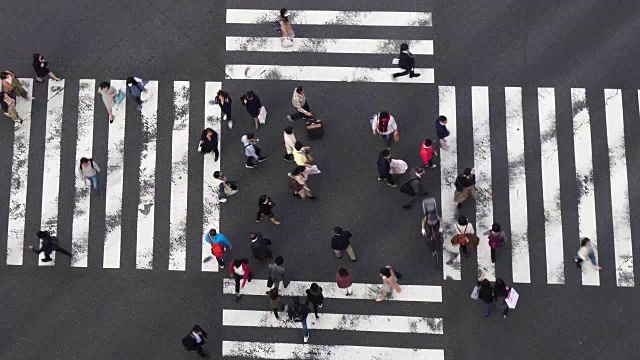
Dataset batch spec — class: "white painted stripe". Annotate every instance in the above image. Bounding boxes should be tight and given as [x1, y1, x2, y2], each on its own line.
[223, 341, 444, 360]
[202, 82, 222, 272]
[226, 9, 433, 26]
[71, 79, 95, 267]
[169, 81, 190, 271]
[226, 37, 433, 54]
[103, 80, 126, 269]
[472, 87, 494, 281]
[505, 87, 531, 283]
[438, 86, 460, 280]
[225, 65, 434, 83]
[6, 79, 33, 265]
[605, 89, 634, 287]
[136, 81, 158, 270]
[223, 310, 444, 334]
[571, 88, 599, 286]
[223, 278, 442, 302]
[39, 79, 65, 266]
[538, 88, 564, 284]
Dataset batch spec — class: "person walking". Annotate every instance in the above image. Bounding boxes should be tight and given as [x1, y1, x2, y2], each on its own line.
[277, 8, 295, 47]
[421, 198, 443, 258]
[198, 128, 219, 161]
[1, 91, 23, 125]
[401, 167, 427, 209]
[32, 53, 61, 83]
[377, 266, 402, 301]
[230, 258, 252, 301]
[240, 91, 262, 129]
[1, 71, 31, 100]
[392, 43, 420, 79]
[283, 126, 299, 162]
[377, 149, 396, 187]
[435, 115, 450, 151]
[182, 325, 210, 358]
[213, 171, 238, 203]
[420, 138, 438, 168]
[97, 82, 119, 123]
[576, 238, 603, 270]
[289, 166, 316, 199]
[293, 141, 320, 175]
[477, 278, 494, 318]
[79, 157, 101, 195]
[126, 76, 146, 111]
[305, 283, 324, 319]
[28, 230, 72, 263]
[494, 278, 510, 318]
[215, 89, 233, 129]
[287, 86, 313, 122]
[266, 288, 285, 319]
[268, 256, 290, 290]
[484, 223, 508, 263]
[371, 111, 399, 148]
[331, 226, 356, 261]
[241, 133, 266, 169]
[249, 232, 273, 261]
[288, 297, 311, 343]
[453, 215, 476, 258]
[256, 195, 281, 225]
[204, 229, 232, 268]
[454, 168, 478, 209]
[336, 267, 354, 296]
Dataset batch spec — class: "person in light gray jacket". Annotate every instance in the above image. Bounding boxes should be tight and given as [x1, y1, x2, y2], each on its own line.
[268, 256, 289, 289]
[79, 157, 101, 195]
[241, 133, 266, 169]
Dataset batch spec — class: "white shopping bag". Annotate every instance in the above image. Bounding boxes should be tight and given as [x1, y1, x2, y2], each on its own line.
[389, 159, 408, 174]
[282, 38, 294, 48]
[392, 58, 399, 65]
[140, 88, 150, 102]
[470, 285, 479, 300]
[305, 165, 321, 175]
[258, 106, 267, 124]
[506, 288, 519, 309]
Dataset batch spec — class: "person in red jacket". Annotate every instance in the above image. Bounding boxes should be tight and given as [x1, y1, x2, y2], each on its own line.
[230, 258, 253, 301]
[420, 139, 437, 168]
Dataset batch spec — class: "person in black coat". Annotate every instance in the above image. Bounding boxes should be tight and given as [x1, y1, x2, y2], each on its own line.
[305, 283, 324, 319]
[402, 167, 427, 209]
[392, 43, 420, 79]
[182, 324, 209, 358]
[249, 232, 273, 260]
[377, 149, 396, 187]
[28, 230, 72, 263]
[198, 128, 219, 161]
[256, 195, 281, 225]
[215, 90, 233, 129]
[331, 227, 356, 261]
[478, 279, 493, 318]
[435, 115, 450, 151]
[241, 91, 262, 130]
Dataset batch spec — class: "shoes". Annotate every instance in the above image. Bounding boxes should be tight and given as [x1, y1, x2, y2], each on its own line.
[309, 196, 317, 200]
[385, 182, 397, 188]
[457, 203, 463, 209]
[430, 164, 437, 168]
[303, 334, 309, 343]
[228, 120, 233, 129]
[271, 220, 281, 225]
[236, 294, 242, 302]
[377, 177, 383, 181]
[318, 303, 323, 308]
[219, 264, 225, 269]
[402, 205, 411, 210]
[410, 73, 421, 78]
[293, 193, 300, 197]
[350, 258, 357, 262]
[375, 296, 385, 302]
[258, 157, 267, 163]
[219, 198, 227, 203]
[503, 314, 507, 319]
[315, 315, 319, 319]
[287, 115, 294, 122]
[41, 258, 53, 263]
[346, 292, 351, 296]
[246, 165, 255, 169]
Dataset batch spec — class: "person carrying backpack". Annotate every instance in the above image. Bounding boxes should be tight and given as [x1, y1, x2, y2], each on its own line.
[453, 215, 476, 258]
[181, 324, 210, 358]
[204, 229, 232, 268]
[400, 167, 426, 209]
[288, 296, 311, 343]
[484, 223, 508, 263]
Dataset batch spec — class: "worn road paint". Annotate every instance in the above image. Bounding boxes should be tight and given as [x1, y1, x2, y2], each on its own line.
[226, 37, 433, 55]
[226, 9, 433, 26]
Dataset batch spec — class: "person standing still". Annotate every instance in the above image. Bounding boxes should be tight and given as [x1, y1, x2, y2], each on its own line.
[484, 223, 508, 263]
[331, 227, 356, 261]
[241, 91, 262, 130]
[336, 267, 354, 296]
[288, 297, 311, 343]
[377, 149, 397, 187]
[182, 325, 210, 358]
[126, 76, 146, 111]
[215, 90, 233, 129]
[230, 258, 253, 301]
[241, 133, 266, 169]
[377, 266, 402, 302]
[305, 283, 324, 319]
[204, 229, 232, 268]
[268, 256, 290, 290]
[454, 168, 478, 209]
[435, 115, 450, 151]
[256, 195, 281, 225]
[28, 230, 72, 262]
[287, 86, 313, 122]
[249, 232, 273, 261]
[32, 53, 61, 83]
[371, 111, 399, 149]
[79, 157, 101, 195]
[392, 43, 420, 79]
[401, 167, 427, 209]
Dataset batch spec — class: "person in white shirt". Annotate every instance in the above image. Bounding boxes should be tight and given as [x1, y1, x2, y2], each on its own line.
[577, 238, 602, 270]
[79, 157, 101, 195]
[454, 216, 475, 258]
[371, 111, 398, 148]
[283, 126, 298, 162]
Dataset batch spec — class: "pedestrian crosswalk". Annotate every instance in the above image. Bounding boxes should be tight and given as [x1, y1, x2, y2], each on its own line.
[225, 8, 434, 83]
[221, 279, 445, 359]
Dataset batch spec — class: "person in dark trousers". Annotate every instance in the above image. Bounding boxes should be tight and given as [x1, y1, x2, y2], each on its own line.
[268, 256, 289, 289]
[256, 195, 281, 225]
[288, 296, 311, 343]
[287, 86, 313, 122]
[576, 237, 603, 270]
[494, 278, 510, 318]
[377, 149, 396, 187]
[392, 43, 420, 79]
[454, 168, 478, 209]
[454, 215, 475, 258]
[305, 283, 324, 319]
[484, 223, 508, 263]
[241, 133, 266, 169]
[28, 230, 72, 262]
[240, 91, 262, 129]
[401, 167, 427, 209]
[331, 226, 356, 261]
[182, 325, 209, 358]
[126, 76, 146, 110]
[204, 229, 232, 268]
[230, 258, 252, 301]
[215, 89, 233, 129]
[198, 128, 219, 161]
[478, 279, 493, 318]
[371, 111, 399, 149]
[32, 53, 61, 83]
[266, 287, 285, 319]
[213, 171, 238, 203]
[249, 232, 273, 261]
[435, 115, 450, 151]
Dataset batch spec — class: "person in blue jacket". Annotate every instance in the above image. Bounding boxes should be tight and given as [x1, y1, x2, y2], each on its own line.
[205, 229, 232, 268]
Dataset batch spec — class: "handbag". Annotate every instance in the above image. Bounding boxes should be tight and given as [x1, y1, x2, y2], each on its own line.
[266, 277, 274, 288]
[470, 285, 479, 300]
[393, 132, 400, 142]
[282, 38, 294, 48]
[114, 89, 126, 104]
[288, 177, 304, 191]
[258, 106, 267, 124]
[392, 58, 400, 65]
[506, 288, 519, 309]
[306, 165, 321, 175]
[389, 159, 408, 174]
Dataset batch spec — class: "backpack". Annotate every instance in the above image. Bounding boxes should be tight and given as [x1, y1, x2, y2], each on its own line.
[426, 212, 439, 226]
[182, 334, 196, 350]
[400, 179, 417, 196]
[454, 176, 464, 192]
[272, 20, 283, 35]
[288, 305, 303, 322]
[211, 242, 224, 258]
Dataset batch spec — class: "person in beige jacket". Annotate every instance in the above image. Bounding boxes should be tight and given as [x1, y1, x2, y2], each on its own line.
[289, 166, 315, 199]
[376, 266, 402, 301]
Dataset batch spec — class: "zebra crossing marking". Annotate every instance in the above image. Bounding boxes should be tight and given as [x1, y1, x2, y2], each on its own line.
[225, 37, 433, 54]
[225, 65, 434, 83]
[226, 9, 432, 26]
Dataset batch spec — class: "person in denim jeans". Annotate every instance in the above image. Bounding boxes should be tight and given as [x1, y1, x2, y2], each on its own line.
[478, 279, 493, 318]
[288, 296, 311, 343]
[79, 157, 100, 195]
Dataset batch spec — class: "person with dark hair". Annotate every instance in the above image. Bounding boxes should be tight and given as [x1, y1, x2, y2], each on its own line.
[336, 267, 354, 296]
[401, 167, 427, 209]
[377, 265, 402, 301]
[241, 132, 266, 169]
[305, 283, 324, 319]
[32, 53, 61, 83]
[268, 256, 289, 289]
[392, 43, 420, 79]
[249, 232, 273, 261]
[377, 149, 396, 187]
[454, 168, 477, 209]
[477, 278, 493, 318]
[126, 76, 146, 111]
[28, 230, 72, 263]
[494, 278, 510, 318]
[454, 215, 475, 258]
[1, 70, 31, 100]
[1, 91, 23, 125]
[420, 138, 437, 168]
[484, 223, 508, 263]
[371, 111, 398, 148]
[79, 157, 101, 195]
[204, 228, 232, 268]
[240, 91, 262, 129]
[213, 171, 238, 203]
[288, 86, 313, 122]
[215, 89, 233, 129]
[289, 166, 315, 199]
[435, 115, 450, 151]
[182, 324, 209, 358]
[266, 288, 284, 319]
[331, 226, 356, 261]
[293, 141, 320, 175]
[283, 126, 302, 162]
[278, 8, 295, 46]
[257, 195, 281, 225]
[577, 238, 602, 270]
[288, 296, 311, 343]
[98, 81, 118, 123]
[230, 258, 252, 301]
[198, 128, 219, 161]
